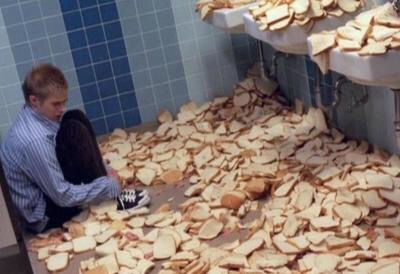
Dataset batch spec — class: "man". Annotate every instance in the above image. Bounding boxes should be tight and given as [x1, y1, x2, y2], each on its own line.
[0, 64, 149, 233]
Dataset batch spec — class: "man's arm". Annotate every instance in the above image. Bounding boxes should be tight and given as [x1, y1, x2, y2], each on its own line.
[22, 139, 121, 207]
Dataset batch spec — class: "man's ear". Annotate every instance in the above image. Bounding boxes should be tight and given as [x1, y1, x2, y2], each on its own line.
[29, 95, 40, 107]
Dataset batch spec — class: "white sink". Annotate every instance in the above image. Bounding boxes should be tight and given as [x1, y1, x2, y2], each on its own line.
[243, 13, 356, 54]
[204, 4, 256, 33]
[326, 48, 400, 89]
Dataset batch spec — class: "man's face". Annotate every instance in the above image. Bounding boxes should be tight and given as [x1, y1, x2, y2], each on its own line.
[30, 90, 68, 122]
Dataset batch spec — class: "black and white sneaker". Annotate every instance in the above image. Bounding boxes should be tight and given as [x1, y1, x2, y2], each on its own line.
[117, 189, 150, 210]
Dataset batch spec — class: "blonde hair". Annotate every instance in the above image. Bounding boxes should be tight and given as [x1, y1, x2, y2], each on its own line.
[22, 64, 68, 105]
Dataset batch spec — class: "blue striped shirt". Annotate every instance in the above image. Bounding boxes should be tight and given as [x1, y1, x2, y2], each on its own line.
[0, 105, 121, 232]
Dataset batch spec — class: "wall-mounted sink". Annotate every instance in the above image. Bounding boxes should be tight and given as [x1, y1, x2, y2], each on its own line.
[204, 4, 257, 33]
[327, 48, 400, 89]
[243, 13, 356, 54]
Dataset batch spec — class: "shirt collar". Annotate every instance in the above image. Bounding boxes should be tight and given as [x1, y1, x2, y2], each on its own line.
[24, 105, 59, 133]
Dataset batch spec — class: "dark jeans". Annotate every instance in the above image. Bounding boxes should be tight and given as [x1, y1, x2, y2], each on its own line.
[43, 109, 107, 230]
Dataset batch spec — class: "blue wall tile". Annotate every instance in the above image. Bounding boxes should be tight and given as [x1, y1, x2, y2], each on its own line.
[85, 101, 103, 119]
[90, 43, 109, 63]
[124, 108, 141, 127]
[91, 118, 107, 135]
[160, 27, 178, 46]
[150, 66, 168, 85]
[79, 0, 97, 9]
[60, 0, 79, 12]
[112, 57, 130, 76]
[120, 92, 138, 110]
[72, 48, 92, 67]
[21, 2, 41, 21]
[108, 39, 126, 58]
[86, 25, 105, 44]
[116, 74, 134, 93]
[30, 39, 51, 59]
[106, 113, 124, 131]
[13, 43, 32, 63]
[2, 5, 23, 26]
[102, 96, 120, 115]
[68, 30, 87, 49]
[94, 61, 113, 80]
[147, 48, 165, 68]
[82, 7, 101, 27]
[81, 83, 99, 102]
[118, 0, 136, 18]
[50, 34, 71, 53]
[25, 21, 46, 40]
[104, 22, 122, 40]
[140, 13, 158, 32]
[7, 24, 27, 44]
[136, 1, 155, 14]
[100, 3, 119, 22]
[157, 9, 175, 27]
[143, 31, 161, 50]
[40, 0, 61, 17]
[98, 79, 117, 98]
[76, 66, 96, 85]
[63, 11, 83, 31]
[44, 16, 66, 36]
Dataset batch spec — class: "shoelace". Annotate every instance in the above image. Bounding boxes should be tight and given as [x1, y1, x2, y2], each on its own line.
[122, 191, 137, 203]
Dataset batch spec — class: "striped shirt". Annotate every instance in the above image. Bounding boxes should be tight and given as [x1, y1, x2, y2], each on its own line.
[0, 105, 121, 232]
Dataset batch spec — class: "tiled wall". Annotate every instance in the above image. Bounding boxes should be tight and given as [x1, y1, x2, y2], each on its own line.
[0, 0, 253, 139]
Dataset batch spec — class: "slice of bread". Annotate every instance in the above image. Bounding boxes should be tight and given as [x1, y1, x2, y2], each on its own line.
[198, 218, 224, 240]
[310, 32, 336, 56]
[72, 236, 96, 253]
[338, 0, 360, 13]
[153, 234, 177, 259]
[46, 252, 69, 273]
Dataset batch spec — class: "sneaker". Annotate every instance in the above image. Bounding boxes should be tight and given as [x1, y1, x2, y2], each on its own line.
[117, 189, 150, 210]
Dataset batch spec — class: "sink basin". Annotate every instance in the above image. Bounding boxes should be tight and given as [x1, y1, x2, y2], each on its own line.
[326, 48, 400, 89]
[243, 13, 356, 54]
[204, 4, 256, 33]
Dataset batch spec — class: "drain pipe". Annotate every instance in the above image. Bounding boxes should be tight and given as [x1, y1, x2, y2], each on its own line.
[256, 40, 268, 80]
[329, 76, 348, 125]
[393, 89, 400, 147]
[269, 51, 287, 81]
[313, 63, 329, 113]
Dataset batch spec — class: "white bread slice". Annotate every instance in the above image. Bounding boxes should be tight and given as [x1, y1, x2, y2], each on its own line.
[310, 32, 336, 56]
[72, 236, 96, 253]
[82, 265, 109, 274]
[135, 259, 155, 274]
[355, 9, 375, 27]
[371, 25, 400, 42]
[160, 169, 183, 185]
[379, 188, 400, 206]
[291, 0, 310, 15]
[46, 252, 69, 272]
[266, 4, 290, 25]
[310, 216, 339, 229]
[375, 3, 400, 28]
[333, 203, 362, 223]
[327, 8, 344, 17]
[153, 234, 177, 259]
[233, 92, 251, 107]
[269, 10, 295, 31]
[136, 167, 156, 186]
[233, 237, 264, 256]
[362, 190, 387, 209]
[339, 0, 360, 13]
[157, 109, 173, 124]
[337, 39, 362, 51]
[377, 239, 400, 258]
[198, 218, 224, 240]
[221, 190, 246, 209]
[314, 254, 341, 272]
[337, 25, 370, 45]
[97, 254, 119, 274]
[95, 238, 118, 257]
[359, 41, 388, 56]
[116, 250, 137, 269]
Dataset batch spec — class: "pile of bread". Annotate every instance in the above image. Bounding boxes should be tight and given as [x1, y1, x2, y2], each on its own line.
[196, 0, 256, 20]
[30, 69, 400, 273]
[310, 2, 400, 66]
[249, 0, 362, 32]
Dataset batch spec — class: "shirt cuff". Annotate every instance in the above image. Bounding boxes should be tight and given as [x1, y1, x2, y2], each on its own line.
[108, 177, 122, 198]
